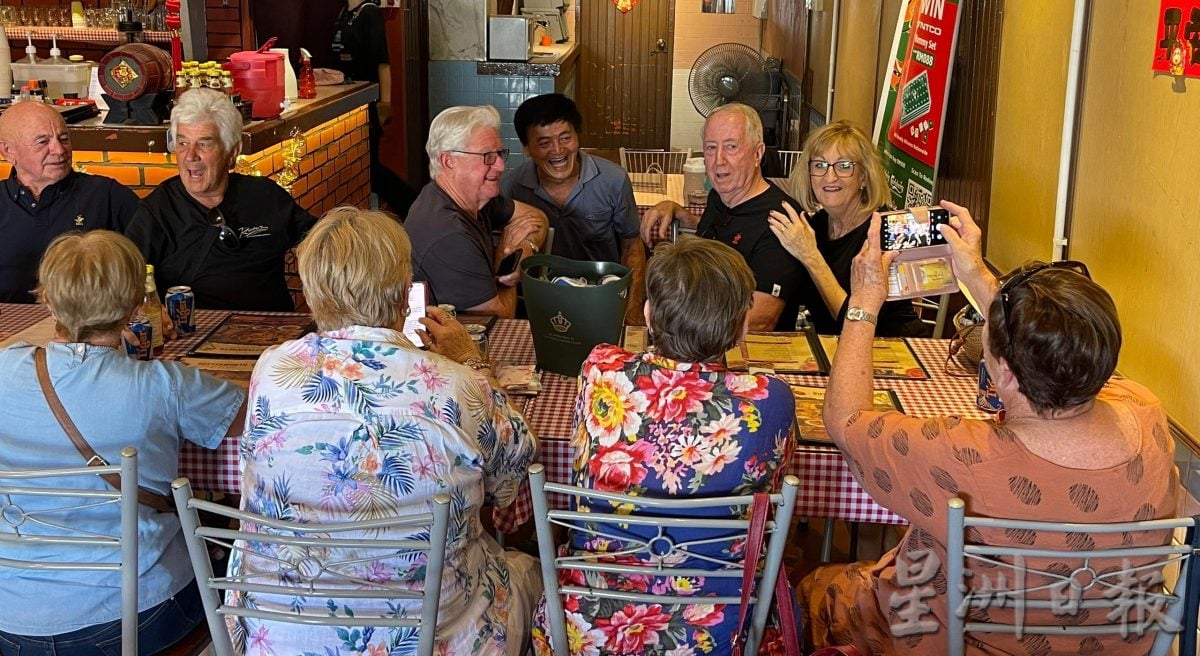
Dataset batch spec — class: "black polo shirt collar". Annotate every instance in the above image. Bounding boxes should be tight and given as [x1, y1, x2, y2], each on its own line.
[4, 169, 77, 214]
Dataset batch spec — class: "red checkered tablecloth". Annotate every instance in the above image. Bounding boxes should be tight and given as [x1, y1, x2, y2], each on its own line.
[493, 336, 993, 533]
[2, 305, 990, 528]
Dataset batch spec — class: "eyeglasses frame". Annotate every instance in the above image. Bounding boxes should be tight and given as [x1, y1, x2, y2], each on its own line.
[450, 148, 511, 166]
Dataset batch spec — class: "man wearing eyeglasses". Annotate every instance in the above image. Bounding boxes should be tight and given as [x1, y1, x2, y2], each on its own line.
[126, 89, 317, 311]
[406, 105, 548, 319]
[640, 103, 807, 331]
[0, 102, 138, 303]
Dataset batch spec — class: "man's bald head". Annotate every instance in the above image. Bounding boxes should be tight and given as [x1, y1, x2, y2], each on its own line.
[0, 102, 73, 197]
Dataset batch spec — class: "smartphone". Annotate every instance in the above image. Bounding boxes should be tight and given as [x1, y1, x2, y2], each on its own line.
[880, 206, 951, 251]
[496, 250, 521, 277]
[402, 281, 429, 345]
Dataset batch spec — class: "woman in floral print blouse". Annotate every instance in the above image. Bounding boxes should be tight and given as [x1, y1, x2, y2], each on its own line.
[531, 236, 797, 656]
[229, 207, 542, 656]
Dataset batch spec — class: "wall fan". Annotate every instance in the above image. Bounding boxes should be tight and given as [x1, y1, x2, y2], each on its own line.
[688, 43, 774, 116]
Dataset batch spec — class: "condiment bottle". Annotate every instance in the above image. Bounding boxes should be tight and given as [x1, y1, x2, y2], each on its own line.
[16, 35, 38, 65]
[298, 48, 317, 99]
[142, 265, 165, 354]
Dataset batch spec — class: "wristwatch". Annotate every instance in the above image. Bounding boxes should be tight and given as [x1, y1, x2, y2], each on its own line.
[846, 307, 878, 325]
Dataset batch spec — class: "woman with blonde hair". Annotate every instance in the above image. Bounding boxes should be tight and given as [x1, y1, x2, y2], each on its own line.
[769, 120, 927, 336]
[230, 206, 542, 655]
[0, 230, 245, 655]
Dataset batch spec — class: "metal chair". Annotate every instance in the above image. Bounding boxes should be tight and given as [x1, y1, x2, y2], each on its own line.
[775, 149, 804, 177]
[0, 447, 140, 656]
[529, 464, 800, 656]
[946, 497, 1200, 656]
[172, 478, 451, 656]
[913, 293, 953, 338]
[618, 147, 692, 174]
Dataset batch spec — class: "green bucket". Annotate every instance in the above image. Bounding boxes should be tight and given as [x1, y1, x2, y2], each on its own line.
[520, 254, 631, 377]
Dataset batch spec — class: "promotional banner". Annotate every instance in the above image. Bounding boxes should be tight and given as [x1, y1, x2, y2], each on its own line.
[1152, 1, 1200, 78]
[873, 0, 963, 208]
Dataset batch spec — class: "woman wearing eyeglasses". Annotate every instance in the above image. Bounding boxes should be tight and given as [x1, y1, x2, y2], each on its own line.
[801, 201, 1184, 655]
[770, 120, 927, 336]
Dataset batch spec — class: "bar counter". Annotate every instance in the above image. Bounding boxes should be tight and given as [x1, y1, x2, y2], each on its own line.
[0, 83, 379, 216]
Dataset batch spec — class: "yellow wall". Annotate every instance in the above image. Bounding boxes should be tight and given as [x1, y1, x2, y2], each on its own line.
[985, 1, 1075, 272]
[1067, 1, 1200, 436]
[670, 1, 763, 150]
[831, 1, 884, 128]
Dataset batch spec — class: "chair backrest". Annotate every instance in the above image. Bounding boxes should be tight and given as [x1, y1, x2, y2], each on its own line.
[529, 464, 800, 656]
[0, 448, 140, 656]
[912, 293, 952, 338]
[172, 478, 451, 656]
[619, 147, 692, 174]
[776, 149, 804, 177]
[946, 497, 1200, 656]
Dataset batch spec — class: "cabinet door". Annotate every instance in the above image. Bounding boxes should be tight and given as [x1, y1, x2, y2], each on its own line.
[380, 0, 429, 186]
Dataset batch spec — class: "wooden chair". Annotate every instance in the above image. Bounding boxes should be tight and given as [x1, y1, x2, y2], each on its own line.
[946, 497, 1200, 656]
[0, 448, 140, 656]
[172, 478, 452, 656]
[529, 464, 800, 656]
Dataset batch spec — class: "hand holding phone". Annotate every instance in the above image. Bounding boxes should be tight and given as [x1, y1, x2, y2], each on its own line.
[880, 206, 951, 251]
[496, 249, 521, 277]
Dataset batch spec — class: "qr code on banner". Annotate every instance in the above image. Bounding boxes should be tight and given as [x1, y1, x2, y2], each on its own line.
[905, 179, 933, 208]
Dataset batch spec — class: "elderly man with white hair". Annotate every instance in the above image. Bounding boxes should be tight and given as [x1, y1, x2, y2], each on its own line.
[126, 88, 317, 311]
[406, 105, 547, 318]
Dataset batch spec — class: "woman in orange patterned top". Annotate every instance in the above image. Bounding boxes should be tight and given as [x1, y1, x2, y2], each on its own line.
[802, 201, 1184, 655]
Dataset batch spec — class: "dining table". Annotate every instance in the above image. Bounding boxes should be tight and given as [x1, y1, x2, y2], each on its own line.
[0, 303, 992, 534]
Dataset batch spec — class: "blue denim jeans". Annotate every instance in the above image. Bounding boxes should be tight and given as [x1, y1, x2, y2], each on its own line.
[0, 580, 204, 656]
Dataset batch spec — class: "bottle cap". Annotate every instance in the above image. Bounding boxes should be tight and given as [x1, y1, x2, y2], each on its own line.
[49, 35, 61, 58]
[68, 55, 84, 62]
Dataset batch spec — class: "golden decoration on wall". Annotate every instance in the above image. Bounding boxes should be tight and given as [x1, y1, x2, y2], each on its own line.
[613, 0, 638, 13]
[233, 155, 263, 177]
[274, 127, 307, 195]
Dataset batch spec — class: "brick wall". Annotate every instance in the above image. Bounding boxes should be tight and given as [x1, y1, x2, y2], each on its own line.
[0, 105, 372, 217]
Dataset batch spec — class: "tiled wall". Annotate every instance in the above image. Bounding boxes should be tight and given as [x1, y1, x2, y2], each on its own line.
[0, 107, 372, 219]
[670, 0, 763, 151]
[428, 60, 558, 170]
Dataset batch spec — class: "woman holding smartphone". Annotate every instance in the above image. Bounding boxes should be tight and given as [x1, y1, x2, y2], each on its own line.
[769, 121, 928, 336]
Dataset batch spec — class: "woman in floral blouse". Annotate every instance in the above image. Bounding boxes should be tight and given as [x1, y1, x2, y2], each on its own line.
[531, 237, 797, 656]
[229, 207, 542, 655]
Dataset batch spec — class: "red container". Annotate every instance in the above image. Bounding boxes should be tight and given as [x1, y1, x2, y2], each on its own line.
[225, 49, 285, 119]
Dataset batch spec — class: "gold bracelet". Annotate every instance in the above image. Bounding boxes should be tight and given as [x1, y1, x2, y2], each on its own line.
[462, 356, 491, 371]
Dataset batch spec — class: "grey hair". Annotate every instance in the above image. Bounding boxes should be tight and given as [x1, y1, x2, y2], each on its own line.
[171, 88, 243, 153]
[706, 102, 764, 146]
[426, 105, 501, 179]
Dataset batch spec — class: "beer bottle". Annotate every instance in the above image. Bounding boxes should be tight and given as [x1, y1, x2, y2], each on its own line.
[142, 264, 165, 354]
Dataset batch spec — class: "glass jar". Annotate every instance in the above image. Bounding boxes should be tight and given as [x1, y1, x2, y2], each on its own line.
[464, 324, 488, 360]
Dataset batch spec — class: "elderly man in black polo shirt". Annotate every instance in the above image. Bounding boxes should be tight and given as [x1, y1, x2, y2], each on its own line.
[126, 88, 317, 311]
[640, 103, 809, 331]
[406, 105, 547, 318]
[0, 102, 138, 303]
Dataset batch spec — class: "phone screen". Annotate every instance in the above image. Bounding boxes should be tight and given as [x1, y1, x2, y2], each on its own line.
[401, 281, 429, 345]
[496, 250, 521, 277]
[880, 207, 950, 251]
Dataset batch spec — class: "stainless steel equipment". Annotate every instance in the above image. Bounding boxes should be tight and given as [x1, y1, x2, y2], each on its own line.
[488, 15, 535, 61]
[520, 0, 568, 43]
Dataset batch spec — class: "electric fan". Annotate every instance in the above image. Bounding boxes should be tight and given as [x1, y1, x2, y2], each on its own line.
[688, 43, 773, 116]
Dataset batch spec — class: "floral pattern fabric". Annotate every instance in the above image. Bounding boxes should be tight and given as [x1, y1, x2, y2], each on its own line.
[532, 344, 798, 656]
[230, 326, 538, 656]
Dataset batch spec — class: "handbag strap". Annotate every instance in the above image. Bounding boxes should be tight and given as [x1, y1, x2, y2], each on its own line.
[34, 347, 175, 513]
[732, 493, 771, 656]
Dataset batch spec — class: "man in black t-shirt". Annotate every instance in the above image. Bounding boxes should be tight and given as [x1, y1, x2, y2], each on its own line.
[126, 89, 316, 311]
[641, 104, 811, 331]
[0, 102, 138, 303]
[407, 105, 547, 318]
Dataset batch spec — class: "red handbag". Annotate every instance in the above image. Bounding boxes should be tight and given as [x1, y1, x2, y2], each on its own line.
[732, 493, 802, 656]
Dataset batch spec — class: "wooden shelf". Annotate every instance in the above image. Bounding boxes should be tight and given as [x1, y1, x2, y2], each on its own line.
[4, 26, 172, 45]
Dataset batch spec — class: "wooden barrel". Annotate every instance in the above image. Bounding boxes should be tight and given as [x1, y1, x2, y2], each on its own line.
[99, 43, 173, 102]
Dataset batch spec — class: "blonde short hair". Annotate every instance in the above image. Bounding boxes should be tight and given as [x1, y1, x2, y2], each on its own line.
[789, 120, 890, 214]
[36, 231, 144, 342]
[298, 207, 412, 331]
